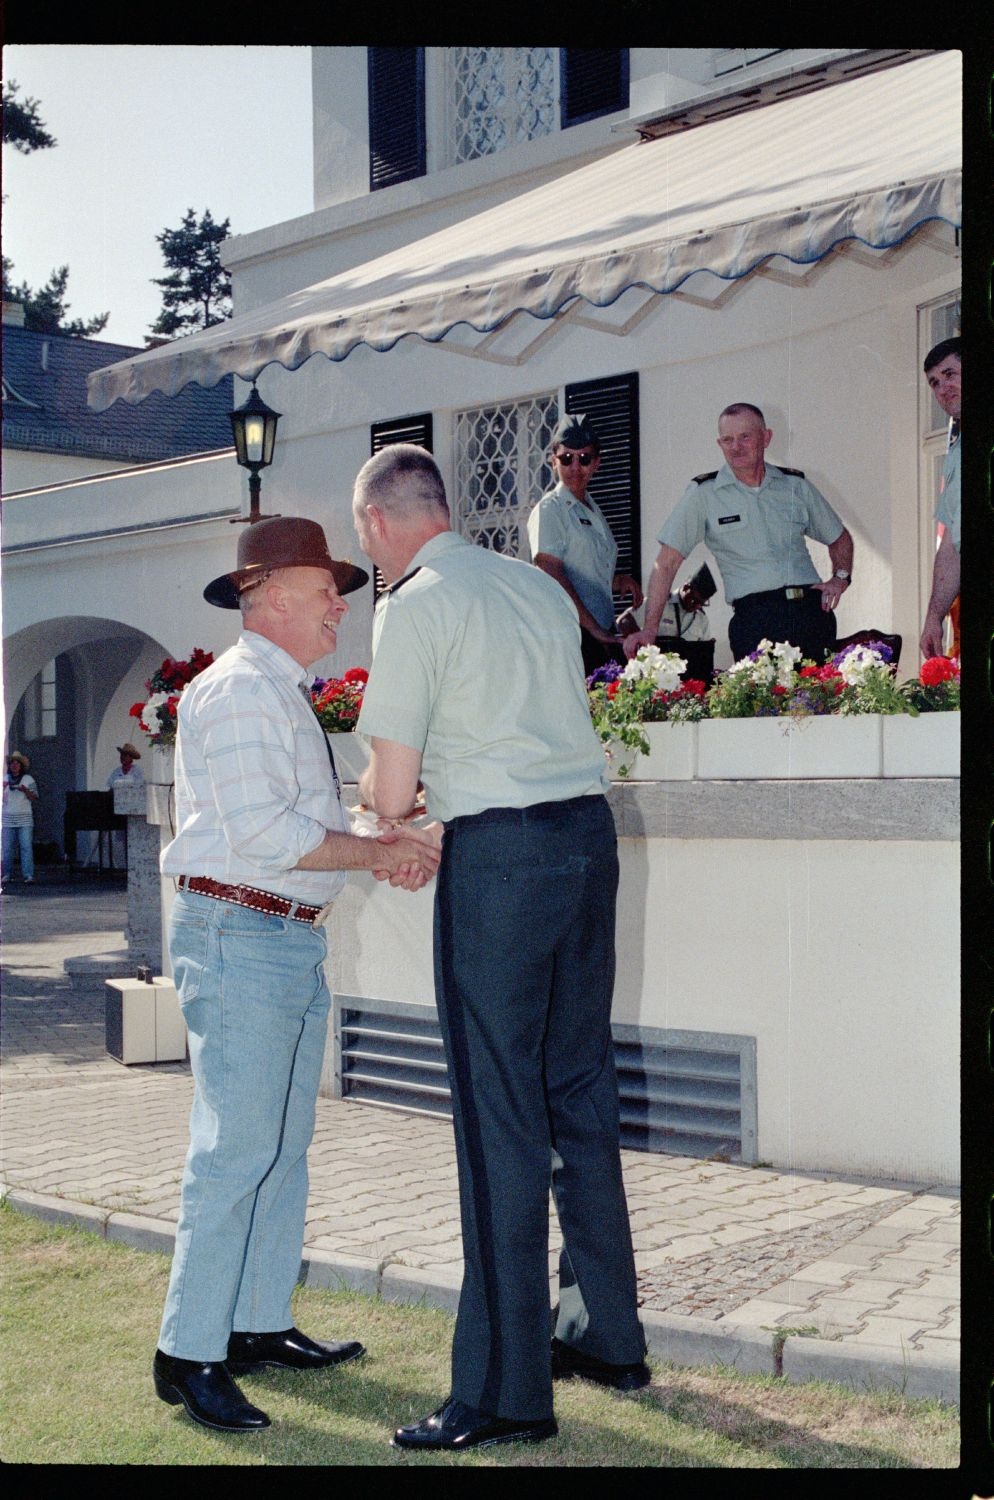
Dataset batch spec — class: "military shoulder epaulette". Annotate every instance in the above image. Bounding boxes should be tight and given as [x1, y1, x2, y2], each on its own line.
[776, 466, 806, 478]
[692, 471, 718, 484]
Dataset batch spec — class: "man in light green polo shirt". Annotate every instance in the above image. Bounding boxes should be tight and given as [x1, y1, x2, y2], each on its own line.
[352, 444, 647, 1454]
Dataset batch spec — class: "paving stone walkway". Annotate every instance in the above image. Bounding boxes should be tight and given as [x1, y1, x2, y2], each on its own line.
[0, 879, 960, 1403]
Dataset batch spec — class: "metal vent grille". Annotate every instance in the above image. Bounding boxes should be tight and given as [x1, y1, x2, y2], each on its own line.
[336, 1000, 452, 1119]
[335, 999, 756, 1162]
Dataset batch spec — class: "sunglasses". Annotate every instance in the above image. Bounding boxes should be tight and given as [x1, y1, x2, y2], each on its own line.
[554, 451, 596, 467]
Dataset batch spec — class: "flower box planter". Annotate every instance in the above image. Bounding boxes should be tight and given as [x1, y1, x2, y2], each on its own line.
[696, 714, 883, 780]
[326, 731, 369, 785]
[607, 722, 698, 780]
[882, 712, 960, 777]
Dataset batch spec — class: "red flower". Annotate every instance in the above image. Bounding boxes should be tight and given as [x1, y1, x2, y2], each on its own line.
[343, 667, 369, 685]
[682, 679, 707, 697]
[606, 682, 619, 699]
[129, 702, 145, 718]
[799, 665, 820, 679]
[772, 684, 787, 696]
[920, 656, 959, 687]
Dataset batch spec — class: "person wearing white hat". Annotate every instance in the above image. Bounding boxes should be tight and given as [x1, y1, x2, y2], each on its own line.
[2, 752, 39, 884]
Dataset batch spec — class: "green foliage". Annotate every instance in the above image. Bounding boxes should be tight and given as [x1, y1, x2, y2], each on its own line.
[2, 81, 57, 154]
[1, 259, 109, 336]
[150, 208, 232, 338]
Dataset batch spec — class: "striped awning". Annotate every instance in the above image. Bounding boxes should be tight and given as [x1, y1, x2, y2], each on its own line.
[88, 51, 961, 411]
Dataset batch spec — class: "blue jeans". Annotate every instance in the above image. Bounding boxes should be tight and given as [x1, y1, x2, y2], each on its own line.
[158, 889, 331, 1361]
[435, 794, 644, 1419]
[2, 824, 34, 881]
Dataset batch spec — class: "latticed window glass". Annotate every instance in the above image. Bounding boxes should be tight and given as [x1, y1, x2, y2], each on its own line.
[453, 395, 559, 557]
[449, 48, 556, 165]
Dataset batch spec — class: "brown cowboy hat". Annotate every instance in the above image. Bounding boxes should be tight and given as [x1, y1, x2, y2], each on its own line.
[204, 516, 369, 609]
[8, 751, 30, 770]
[116, 742, 142, 759]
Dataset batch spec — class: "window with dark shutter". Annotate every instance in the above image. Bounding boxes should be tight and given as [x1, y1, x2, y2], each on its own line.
[564, 373, 640, 605]
[560, 49, 629, 128]
[368, 47, 426, 192]
[369, 414, 434, 593]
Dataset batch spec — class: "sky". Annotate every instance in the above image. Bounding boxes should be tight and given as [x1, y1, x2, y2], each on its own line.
[2, 45, 315, 348]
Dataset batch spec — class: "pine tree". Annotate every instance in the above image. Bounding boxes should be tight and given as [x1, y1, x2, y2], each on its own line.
[2, 262, 109, 337]
[2, 81, 57, 153]
[149, 208, 232, 338]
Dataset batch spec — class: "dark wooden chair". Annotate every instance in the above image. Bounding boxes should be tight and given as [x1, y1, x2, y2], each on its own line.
[834, 630, 902, 670]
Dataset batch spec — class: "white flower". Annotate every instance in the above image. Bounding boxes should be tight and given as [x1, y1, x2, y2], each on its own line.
[138, 691, 171, 733]
[836, 646, 887, 686]
[622, 646, 686, 693]
[771, 640, 802, 687]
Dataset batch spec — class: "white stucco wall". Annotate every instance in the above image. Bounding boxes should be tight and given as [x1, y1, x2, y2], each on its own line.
[326, 830, 959, 1185]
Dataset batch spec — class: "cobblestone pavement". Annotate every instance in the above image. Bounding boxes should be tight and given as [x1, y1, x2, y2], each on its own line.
[0, 879, 960, 1402]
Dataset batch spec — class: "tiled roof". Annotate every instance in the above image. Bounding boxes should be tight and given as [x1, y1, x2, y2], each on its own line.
[2, 323, 234, 468]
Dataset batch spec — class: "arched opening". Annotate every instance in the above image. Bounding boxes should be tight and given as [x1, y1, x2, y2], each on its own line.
[4, 618, 171, 862]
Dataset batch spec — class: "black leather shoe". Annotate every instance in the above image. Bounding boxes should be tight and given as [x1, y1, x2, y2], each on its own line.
[153, 1349, 270, 1432]
[551, 1337, 651, 1391]
[226, 1326, 366, 1373]
[392, 1396, 557, 1451]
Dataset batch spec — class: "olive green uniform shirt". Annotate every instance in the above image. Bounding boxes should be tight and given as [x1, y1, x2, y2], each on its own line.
[356, 531, 607, 823]
[658, 462, 845, 604]
[526, 481, 618, 630]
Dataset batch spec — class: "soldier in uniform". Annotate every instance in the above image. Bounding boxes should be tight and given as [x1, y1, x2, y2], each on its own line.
[624, 403, 854, 664]
[919, 337, 961, 660]
[527, 413, 642, 676]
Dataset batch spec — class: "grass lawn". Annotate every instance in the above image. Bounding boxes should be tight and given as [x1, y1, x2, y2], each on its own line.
[0, 1205, 959, 1467]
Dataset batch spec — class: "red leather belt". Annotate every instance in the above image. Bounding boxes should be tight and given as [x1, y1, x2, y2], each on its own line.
[176, 874, 323, 924]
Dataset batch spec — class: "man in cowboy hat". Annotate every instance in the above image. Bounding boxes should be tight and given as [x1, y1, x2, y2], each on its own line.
[153, 516, 441, 1434]
[108, 742, 144, 788]
[99, 742, 144, 869]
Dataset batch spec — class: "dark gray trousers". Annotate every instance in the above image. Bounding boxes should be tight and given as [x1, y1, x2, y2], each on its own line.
[434, 793, 645, 1420]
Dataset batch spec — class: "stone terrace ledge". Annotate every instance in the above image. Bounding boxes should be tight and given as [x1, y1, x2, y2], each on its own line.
[606, 778, 958, 842]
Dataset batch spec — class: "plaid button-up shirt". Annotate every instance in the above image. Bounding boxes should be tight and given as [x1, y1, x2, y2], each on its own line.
[161, 631, 348, 904]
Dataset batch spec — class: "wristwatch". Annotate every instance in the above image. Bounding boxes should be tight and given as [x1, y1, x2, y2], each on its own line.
[833, 569, 851, 583]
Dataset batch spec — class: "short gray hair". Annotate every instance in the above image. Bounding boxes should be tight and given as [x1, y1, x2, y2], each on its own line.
[354, 444, 449, 522]
[719, 402, 767, 427]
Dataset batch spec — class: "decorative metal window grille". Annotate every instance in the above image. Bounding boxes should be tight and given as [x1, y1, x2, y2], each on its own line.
[453, 394, 558, 557]
[335, 998, 757, 1163]
[449, 47, 556, 165]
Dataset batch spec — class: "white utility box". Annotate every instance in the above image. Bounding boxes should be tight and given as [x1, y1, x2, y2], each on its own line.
[105, 975, 187, 1064]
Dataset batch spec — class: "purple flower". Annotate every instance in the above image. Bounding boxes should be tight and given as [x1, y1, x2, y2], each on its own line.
[586, 661, 624, 687]
[833, 640, 892, 666]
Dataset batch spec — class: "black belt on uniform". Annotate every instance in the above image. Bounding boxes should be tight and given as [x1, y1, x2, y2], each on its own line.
[176, 874, 323, 924]
[733, 585, 814, 608]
